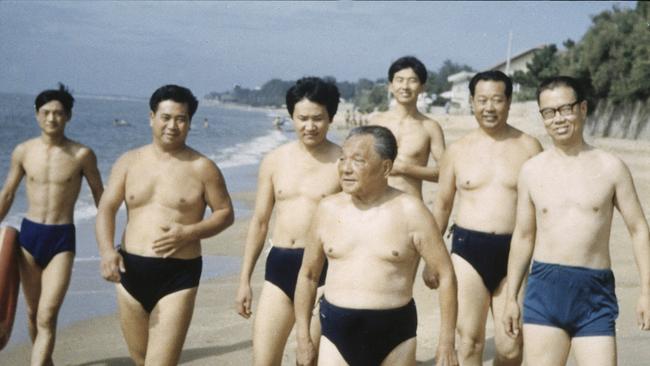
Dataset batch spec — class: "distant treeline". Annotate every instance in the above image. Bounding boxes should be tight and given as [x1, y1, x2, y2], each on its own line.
[205, 60, 473, 113]
[514, 2, 650, 105]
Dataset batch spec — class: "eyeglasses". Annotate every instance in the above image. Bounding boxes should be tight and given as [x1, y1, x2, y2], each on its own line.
[539, 101, 580, 120]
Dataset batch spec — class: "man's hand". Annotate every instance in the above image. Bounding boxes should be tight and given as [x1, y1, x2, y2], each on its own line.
[435, 343, 459, 366]
[296, 338, 317, 366]
[235, 283, 253, 319]
[152, 223, 190, 257]
[636, 293, 650, 330]
[503, 298, 521, 338]
[422, 264, 440, 289]
[100, 249, 125, 283]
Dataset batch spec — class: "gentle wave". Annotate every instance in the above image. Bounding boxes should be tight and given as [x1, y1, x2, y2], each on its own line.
[211, 129, 288, 168]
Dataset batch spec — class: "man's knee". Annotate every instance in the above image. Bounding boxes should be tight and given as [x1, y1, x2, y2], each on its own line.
[457, 333, 485, 357]
[494, 330, 522, 361]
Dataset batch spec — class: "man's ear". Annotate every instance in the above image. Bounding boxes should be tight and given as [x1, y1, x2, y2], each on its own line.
[383, 159, 393, 178]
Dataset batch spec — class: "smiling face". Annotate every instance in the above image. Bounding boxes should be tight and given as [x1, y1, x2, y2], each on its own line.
[291, 98, 330, 147]
[538, 85, 587, 146]
[36, 100, 70, 136]
[471, 80, 511, 131]
[389, 67, 424, 105]
[150, 100, 191, 148]
[338, 134, 390, 197]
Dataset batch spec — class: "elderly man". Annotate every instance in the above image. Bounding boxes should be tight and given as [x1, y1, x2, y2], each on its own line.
[504, 76, 650, 366]
[294, 125, 458, 366]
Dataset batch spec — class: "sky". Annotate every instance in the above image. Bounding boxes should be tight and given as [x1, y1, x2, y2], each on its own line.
[0, 1, 635, 98]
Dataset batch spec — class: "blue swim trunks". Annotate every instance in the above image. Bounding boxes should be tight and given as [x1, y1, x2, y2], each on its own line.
[523, 260, 618, 337]
[18, 218, 76, 268]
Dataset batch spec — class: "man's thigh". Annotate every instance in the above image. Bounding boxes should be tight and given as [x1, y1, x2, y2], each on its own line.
[145, 287, 198, 366]
[572, 336, 616, 366]
[523, 324, 571, 366]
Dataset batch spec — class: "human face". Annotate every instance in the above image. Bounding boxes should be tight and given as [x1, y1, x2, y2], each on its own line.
[538, 86, 586, 145]
[472, 80, 511, 131]
[149, 100, 191, 148]
[36, 100, 70, 136]
[389, 68, 423, 104]
[291, 98, 330, 147]
[338, 135, 389, 197]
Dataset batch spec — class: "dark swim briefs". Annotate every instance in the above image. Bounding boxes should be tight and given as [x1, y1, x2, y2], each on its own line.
[19, 218, 76, 268]
[450, 224, 511, 293]
[523, 260, 618, 337]
[119, 249, 202, 313]
[319, 297, 417, 366]
[264, 246, 327, 302]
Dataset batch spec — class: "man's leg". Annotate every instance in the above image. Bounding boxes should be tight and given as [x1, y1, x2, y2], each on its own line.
[522, 324, 571, 366]
[381, 337, 416, 366]
[572, 336, 616, 366]
[116, 284, 150, 366]
[317, 336, 348, 366]
[143, 287, 198, 366]
[490, 279, 523, 365]
[452, 254, 491, 366]
[18, 248, 42, 343]
[30, 251, 74, 366]
[252, 281, 296, 366]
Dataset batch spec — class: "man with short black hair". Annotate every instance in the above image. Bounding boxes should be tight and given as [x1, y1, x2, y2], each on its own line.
[0, 83, 104, 365]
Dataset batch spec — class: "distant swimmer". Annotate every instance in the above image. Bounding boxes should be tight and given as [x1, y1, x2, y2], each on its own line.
[113, 118, 129, 126]
[96, 85, 234, 365]
[504, 76, 650, 366]
[294, 126, 458, 366]
[272, 115, 285, 130]
[369, 56, 445, 199]
[235, 77, 341, 365]
[0, 83, 104, 364]
[426, 70, 542, 366]
[203, 117, 209, 128]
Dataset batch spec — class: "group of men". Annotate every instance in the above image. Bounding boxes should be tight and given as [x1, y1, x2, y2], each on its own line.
[0, 55, 648, 366]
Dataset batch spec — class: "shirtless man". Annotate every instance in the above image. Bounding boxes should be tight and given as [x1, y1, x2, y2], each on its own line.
[294, 126, 458, 366]
[428, 71, 542, 365]
[369, 56, 445, 199]
[96, 85, 234, 366]
[503, 76, 650, 366]
[235, 77, 341, 365]
[0, 84, 104, 365]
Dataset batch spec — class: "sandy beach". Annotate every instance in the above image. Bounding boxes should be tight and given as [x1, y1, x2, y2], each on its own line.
[1, 102, 649, 365]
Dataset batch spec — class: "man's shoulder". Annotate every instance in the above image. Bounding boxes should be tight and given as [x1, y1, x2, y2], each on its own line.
[520, 150, 549, 175]
[587, 147, 627, 172]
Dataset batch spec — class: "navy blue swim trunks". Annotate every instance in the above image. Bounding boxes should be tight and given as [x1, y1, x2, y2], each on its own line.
[19, 218, 76, 268]
[523, 260, 618, 337]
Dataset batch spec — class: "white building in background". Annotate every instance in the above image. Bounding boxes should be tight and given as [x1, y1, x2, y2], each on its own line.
[443, 45, 548, 114]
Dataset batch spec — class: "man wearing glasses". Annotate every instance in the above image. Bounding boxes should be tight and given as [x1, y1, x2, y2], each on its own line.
[427, 70, 542, 365]
[503, 76, 650, 365]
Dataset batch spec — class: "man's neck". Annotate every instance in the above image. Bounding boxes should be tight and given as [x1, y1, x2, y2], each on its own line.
[40, 133, 66, 146]
[392, 101, 420, 119]
[152, 141, 186, 158]
[552, 137, 587, 157]
[351, 183, 389, 208]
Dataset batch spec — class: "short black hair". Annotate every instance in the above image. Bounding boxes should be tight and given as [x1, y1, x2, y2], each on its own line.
[347, 125, 398, 162]
[286, 77, 340, 120]
[388, 56, 427, 84]
[469, 70, 513, 98]
[149, 84, 199, 120]
[34, 83, 74, 116]
[536, 76, 586, 103]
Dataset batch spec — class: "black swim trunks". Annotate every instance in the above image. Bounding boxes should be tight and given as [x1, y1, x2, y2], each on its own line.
[264, 246, 327, 302]
[119, 249, 202, 313]
[451, 224, 512, 293]
[319, 297, 417, 366]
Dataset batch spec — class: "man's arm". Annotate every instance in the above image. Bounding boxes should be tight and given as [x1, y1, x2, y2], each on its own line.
[612, 159, 650, 330]
[0, 145, 25, 222]
[95, 153, 129, 282]
[294, 203, 327, 366]
[80, 148, 104, 207]
[411, 201, 458, 366]
[391, 121, 446, 183]
[235, 155, 275, 318]
[503, 165, 537, 338]
[152, 159, 234, 256]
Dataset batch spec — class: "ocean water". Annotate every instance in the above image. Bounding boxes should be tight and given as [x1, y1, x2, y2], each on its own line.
[0, 92, 294, 345]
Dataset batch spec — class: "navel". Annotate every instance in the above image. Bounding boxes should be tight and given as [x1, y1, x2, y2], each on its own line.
[180, 198, 186, 204]
[392, 250, 399, 257]
[592, 207, 599, 212]
[542, 208, 548, 214]
[465, 180, 471, 186]
[128, 195, 135, 201]
[327, 247, 333, 253]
